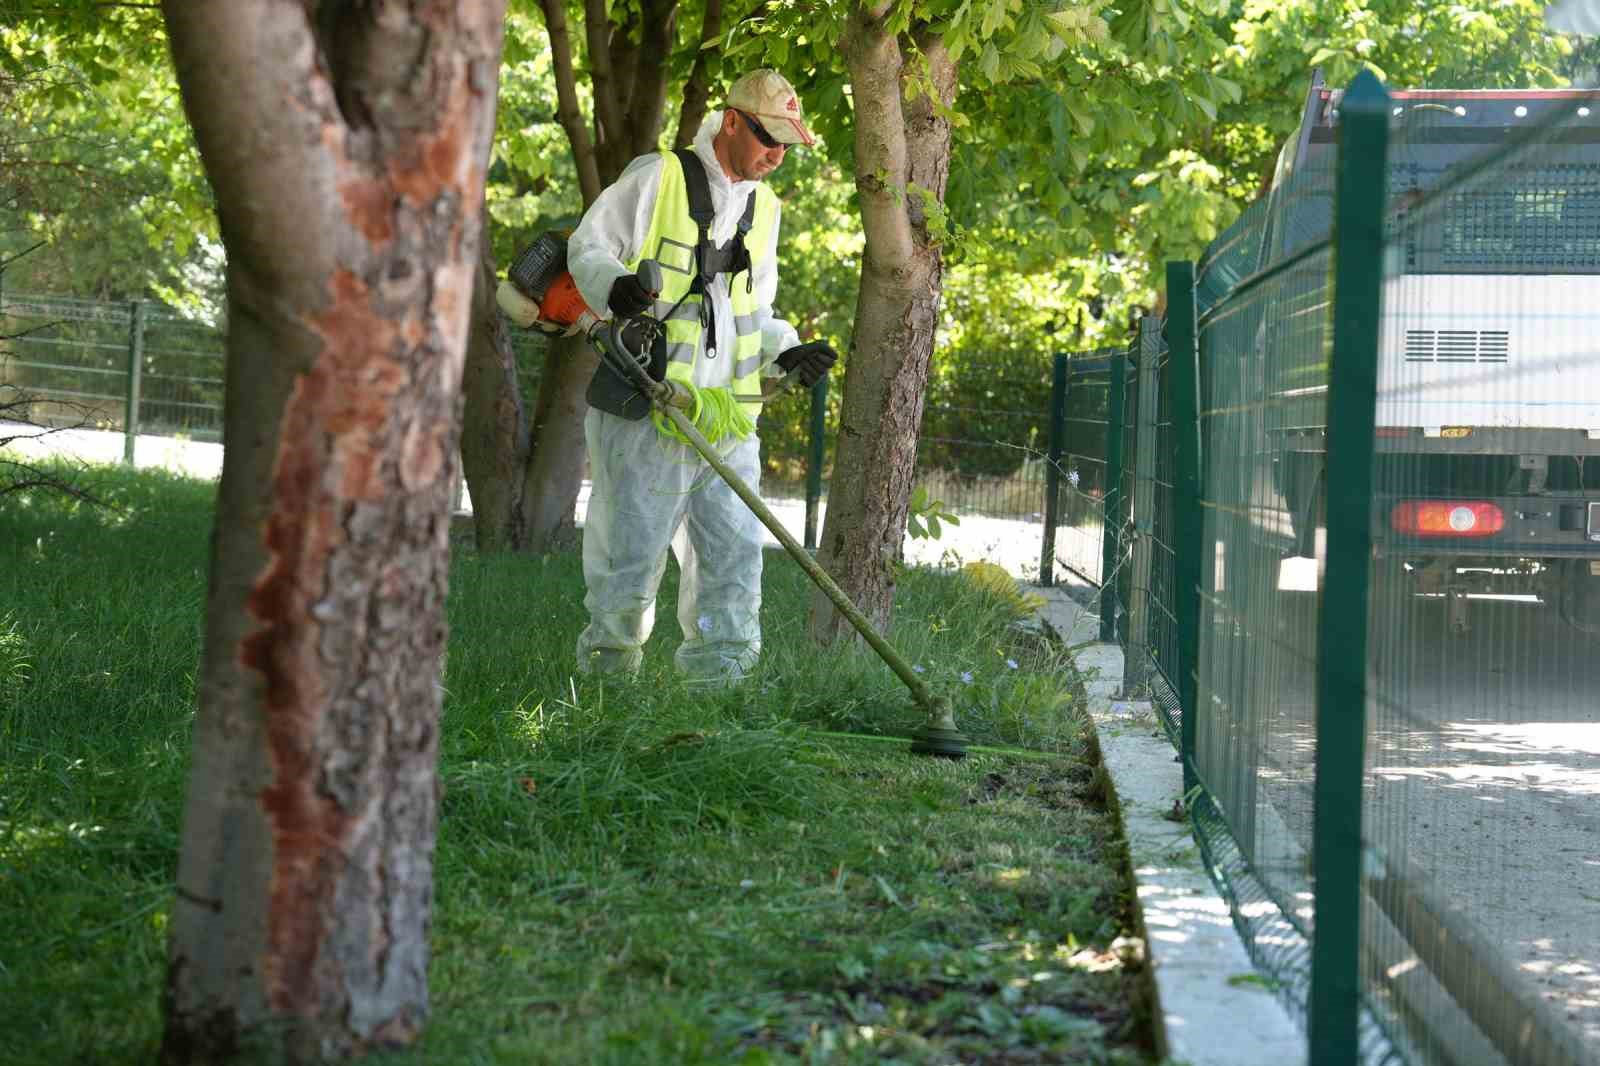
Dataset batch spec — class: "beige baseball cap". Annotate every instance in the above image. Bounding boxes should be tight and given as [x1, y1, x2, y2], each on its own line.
[725, 69, 815, 147]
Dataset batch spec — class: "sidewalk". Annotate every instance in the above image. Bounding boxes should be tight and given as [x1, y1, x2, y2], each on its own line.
[1033, 577, 1307, 1066]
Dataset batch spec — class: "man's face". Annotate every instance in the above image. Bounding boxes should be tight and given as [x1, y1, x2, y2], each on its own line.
[720, 110, 788, 182]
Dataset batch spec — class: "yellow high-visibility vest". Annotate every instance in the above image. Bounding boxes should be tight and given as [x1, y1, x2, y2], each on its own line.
[628, 152, 778, 419]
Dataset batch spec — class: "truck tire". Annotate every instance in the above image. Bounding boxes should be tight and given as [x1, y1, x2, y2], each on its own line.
[1556, 559, 1600, 637]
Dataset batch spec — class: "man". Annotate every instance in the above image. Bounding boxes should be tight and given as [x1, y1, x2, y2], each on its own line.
[565, 69, 836, 682]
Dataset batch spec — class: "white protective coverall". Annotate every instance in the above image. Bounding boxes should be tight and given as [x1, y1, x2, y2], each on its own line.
[567, 111, 801, 680]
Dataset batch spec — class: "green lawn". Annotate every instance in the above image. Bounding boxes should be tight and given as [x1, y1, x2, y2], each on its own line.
[0, 463, 1159, 1064]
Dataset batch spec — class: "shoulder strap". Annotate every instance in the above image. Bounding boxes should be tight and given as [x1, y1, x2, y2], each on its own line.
[673, 147, 714, 230]
[737, 190, 757, 235]
[672, 147, 757, 258]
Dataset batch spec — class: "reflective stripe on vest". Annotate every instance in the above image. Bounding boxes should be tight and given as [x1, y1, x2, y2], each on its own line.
[628, 152, 778, 418]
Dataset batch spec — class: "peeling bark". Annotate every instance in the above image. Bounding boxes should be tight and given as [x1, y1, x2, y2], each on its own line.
[811, 11, 958, 645]
[158, 2, 506, 1061]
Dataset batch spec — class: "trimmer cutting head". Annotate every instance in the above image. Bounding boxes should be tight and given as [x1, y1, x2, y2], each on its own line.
[909, 697, 969, 759]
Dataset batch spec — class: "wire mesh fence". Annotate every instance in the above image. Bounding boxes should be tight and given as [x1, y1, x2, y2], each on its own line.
[1, 294, 227, 447]
[2, 289, 1122, 579]
[1356, 86, 1600, 1066]
[1119, 316, 1184, 741]
[1189, 108, 1339, 1051]
[1127, 74, 1600, 1065]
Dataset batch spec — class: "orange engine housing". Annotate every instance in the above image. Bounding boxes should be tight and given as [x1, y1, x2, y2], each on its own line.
[537, 272, 592, 328]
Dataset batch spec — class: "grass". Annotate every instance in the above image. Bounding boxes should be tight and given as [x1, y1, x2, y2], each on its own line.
[0, 461, 1162, 1065]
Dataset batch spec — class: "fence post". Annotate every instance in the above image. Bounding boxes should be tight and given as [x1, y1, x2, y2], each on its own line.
[1165, 262, 1201, 794]
[1040, 352, 1069, 586]
[124, 299, 146, 465]
[1123, 316, 1161, 695]
[1098, 347, 1127, 640]
[804, 376, 828, 551]
[1309, 69, 1387, 1066]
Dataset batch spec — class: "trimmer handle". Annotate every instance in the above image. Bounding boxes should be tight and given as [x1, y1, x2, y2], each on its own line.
[635, 259, 663, 303]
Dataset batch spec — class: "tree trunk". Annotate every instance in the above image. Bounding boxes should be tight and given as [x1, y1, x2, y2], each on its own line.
[517, 332, 595, 550]
[158, 3, 504, 1062]
[470, 0, 682, 557]
[460, 240, 528, 552]
[811, 12, 957, 644]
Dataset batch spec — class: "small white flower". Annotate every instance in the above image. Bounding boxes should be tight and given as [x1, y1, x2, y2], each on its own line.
[697, 615, 714, 634]
[1005, 659, 1019, 670]
[960, 671, 974, 684]
[912, 664, 925, 674]
[739, 879, 756, 890]
[1068, 469, 1081, 487]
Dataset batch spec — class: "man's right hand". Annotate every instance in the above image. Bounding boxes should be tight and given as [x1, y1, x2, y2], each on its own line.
[607, 274, 655, 318]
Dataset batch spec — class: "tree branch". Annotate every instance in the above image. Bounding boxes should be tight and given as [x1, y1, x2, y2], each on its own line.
[537, 0, 602, 205]
[583, 0, 625, 172]
[626, 0, 677, 157]
[673, 0, 722, 147]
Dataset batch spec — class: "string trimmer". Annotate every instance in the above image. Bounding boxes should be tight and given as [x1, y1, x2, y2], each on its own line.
[501, 249, 967, 758]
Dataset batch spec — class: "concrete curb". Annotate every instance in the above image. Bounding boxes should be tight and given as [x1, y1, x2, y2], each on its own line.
[1034, 584, 1307, 1066]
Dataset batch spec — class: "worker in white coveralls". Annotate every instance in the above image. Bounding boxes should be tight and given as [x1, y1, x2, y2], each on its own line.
[568, 70, 836, 681]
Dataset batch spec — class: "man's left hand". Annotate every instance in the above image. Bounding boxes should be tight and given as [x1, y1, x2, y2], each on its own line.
[776, 340, 838, 387]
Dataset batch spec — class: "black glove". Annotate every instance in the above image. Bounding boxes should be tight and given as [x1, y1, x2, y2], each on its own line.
[607, 274, 655, 318]
[776, 340, 838, 387]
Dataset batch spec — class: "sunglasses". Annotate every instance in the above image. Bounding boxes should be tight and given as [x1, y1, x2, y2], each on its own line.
[737, 109, 782, 150]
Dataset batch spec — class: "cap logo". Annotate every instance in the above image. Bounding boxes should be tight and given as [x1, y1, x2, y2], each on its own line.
[786, 97, 798, 111]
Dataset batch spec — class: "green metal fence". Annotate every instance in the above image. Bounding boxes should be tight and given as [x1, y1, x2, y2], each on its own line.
[1113, 314, 1185, 733]
[1039, 346, 1134, 591]
[0, 294, 227, 455]
[3, 291, 1127, 578]
[1115, 72, 1600, 1065]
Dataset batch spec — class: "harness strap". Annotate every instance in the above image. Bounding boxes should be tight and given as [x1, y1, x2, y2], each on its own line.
[671, 148, 757, 358]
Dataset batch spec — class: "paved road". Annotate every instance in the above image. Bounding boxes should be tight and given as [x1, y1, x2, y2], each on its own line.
[1367, 593, 1600, 1051]
[1237, 576, 1600, 1056]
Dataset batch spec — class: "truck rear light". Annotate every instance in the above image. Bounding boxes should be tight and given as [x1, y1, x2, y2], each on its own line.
[1390, 500, 1505, 537]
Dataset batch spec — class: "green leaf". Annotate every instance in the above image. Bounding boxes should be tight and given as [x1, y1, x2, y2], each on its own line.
[979, 41, 1001, 82]
[1308, 46, 1341, 68]
[1042, 9, 1081, 39]
[980, 0, 1008, 39]
[1064, 96, 1095, 135]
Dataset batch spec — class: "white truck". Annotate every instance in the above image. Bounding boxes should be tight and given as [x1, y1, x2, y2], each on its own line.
[1261, 75, 1600, 635]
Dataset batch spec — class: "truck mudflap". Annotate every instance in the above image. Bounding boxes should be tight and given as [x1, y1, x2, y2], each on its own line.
[1556, 559, 1600, 636]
